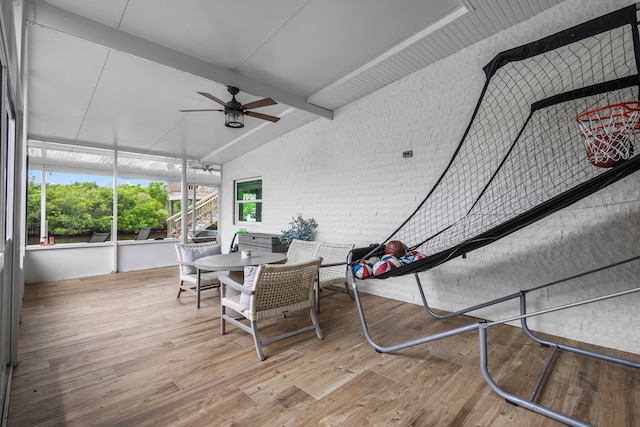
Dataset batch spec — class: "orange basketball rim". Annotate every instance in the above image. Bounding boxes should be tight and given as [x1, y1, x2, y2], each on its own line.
[576, 100, 640, 168]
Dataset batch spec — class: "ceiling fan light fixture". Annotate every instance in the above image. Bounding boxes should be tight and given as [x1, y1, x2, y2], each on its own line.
[185, 87, 278, 127]
[225, 110, 244, 128]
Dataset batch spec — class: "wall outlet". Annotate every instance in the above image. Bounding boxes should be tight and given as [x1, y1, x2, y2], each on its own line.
[403, 150, 413, 158]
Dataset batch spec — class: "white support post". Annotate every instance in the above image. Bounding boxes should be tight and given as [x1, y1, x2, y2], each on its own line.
[192, 184, 197, 237]
[181, 159, 188, 244]
[112, 151, 118, 272]
[40, 168, 46, 244]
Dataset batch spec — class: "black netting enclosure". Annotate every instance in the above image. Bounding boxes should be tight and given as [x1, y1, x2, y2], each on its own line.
[352, 5, 640, 279]
[347, 7, 640, 426]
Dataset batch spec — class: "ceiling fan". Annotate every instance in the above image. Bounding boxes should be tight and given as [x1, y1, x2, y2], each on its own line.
[180, 86, 280, 128]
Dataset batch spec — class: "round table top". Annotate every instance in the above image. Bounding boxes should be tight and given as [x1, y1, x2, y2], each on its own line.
[194, 252, 287, 271]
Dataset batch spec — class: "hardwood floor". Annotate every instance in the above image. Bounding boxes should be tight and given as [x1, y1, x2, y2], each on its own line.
[8, 267, 640, 426]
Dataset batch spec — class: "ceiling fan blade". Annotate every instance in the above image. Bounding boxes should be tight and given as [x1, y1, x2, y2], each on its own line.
[241, 97, 277, 110]
[197, 91, 227, 106]
[179, 109, 224, 112]
[245, 110, 281, 123]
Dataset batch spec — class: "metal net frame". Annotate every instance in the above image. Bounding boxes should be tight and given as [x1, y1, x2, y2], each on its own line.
[347, 7, 640, 426]
[354, 5, 640, 279]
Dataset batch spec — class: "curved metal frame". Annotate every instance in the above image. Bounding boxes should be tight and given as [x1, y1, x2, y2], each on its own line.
[349, 255, 640, 427]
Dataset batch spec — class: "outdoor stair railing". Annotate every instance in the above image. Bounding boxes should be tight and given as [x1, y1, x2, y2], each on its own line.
[167, 191, 218, 238]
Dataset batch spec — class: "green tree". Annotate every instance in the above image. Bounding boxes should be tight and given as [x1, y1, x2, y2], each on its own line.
[117, 183, 168, 232]
[27, 179, 170, 238]
[46, 182, 113, 235]
[26, 179, 42, 235]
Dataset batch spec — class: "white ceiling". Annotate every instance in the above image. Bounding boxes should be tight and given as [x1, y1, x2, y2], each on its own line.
[25, 0, 564, 166]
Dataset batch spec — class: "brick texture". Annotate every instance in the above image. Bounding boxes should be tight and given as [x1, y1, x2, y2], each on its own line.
[220, 0, 640, 353]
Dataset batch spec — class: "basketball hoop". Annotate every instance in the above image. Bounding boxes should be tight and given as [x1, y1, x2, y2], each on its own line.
[576, 101, 640, 168]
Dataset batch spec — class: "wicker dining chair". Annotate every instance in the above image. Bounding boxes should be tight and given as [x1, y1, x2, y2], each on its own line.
[285, 239, 320, 264]
[219, 258, 323, 361]
[175, 241, 226, 308]
[316, 241, 355, 299]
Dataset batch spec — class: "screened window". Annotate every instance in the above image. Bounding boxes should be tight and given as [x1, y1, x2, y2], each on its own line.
[26, 140, 221, 244]
[116, 176, 168, 241]
[27, 169, 115, 245]
[235, 178, 262, 223]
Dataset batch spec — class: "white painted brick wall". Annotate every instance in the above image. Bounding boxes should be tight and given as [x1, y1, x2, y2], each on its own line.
[221, 0, 640, 354]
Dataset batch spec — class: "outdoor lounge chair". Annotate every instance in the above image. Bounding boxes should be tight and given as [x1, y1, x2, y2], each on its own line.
[135, 227, 152, 240]
[87, 232, 110, 243]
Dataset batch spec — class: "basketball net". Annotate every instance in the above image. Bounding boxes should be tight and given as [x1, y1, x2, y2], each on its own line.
[576, 101, 640, 167]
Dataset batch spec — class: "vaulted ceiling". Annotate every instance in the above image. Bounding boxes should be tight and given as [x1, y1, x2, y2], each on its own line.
[26, 0, 564, 167]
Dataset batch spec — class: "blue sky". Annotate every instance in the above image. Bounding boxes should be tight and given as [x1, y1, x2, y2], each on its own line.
[29, 171, 153, 187]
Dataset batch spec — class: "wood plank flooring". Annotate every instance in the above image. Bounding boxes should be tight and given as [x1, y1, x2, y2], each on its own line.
[8, 267, 640, 426]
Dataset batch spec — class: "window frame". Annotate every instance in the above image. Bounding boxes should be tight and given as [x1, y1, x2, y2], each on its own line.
[25, 141, 221, 245]
[235, 177, 262, 224]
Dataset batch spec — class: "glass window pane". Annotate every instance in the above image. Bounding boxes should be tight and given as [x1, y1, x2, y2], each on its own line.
[236, 179, 262, 201]
[26, 171, 114, 244]
[26, 177, 41, 244]
[164, 183, 218, 241]
[237, 201, 260, 222]
[26, 141, 222, 243]
[235, 179, 262, 223]
[116, 177, 169, 240]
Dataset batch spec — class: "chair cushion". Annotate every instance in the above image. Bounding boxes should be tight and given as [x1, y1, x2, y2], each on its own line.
[180, 244, 221, 275]
[239, 265, 258, 311]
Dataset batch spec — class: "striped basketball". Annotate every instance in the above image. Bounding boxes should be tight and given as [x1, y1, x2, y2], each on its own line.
[353, 260, 372, 279]
[373, 254, 401, 276]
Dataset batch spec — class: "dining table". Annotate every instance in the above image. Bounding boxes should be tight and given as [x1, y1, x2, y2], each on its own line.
[194, 252, 344, 314]
[195, 252, 287, 281]
[194, 252, 287, 313]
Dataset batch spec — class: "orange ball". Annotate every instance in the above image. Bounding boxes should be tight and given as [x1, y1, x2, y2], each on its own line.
[586, 138, 628, 168]
[384, 240, 407, 257]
